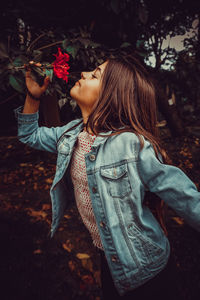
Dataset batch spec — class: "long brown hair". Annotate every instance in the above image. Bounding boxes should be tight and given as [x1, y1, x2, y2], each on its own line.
[66, 55, 170, 235]
[84, 55, 170, 235]
[86, 56, 165, 156]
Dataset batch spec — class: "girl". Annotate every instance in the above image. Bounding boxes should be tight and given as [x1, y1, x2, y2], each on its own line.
[15, 55, 200, 299]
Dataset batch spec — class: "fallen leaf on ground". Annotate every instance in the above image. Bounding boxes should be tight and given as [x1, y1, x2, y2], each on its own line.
[33, 249, 42, 254]
[38, 167, 44, 171]
[81, 258, 93, 272]
[20, 163, 29, 167]
[172, 217, 184, 225]
[68, 260, 76, 272]
[76, 253, 90, 259]
[45, 178, 53, 184]
[64, 214, 71, 219]
[33, 183, 38, 190]
[26, 208, 47, 220]
[62, 240, 74, 252]
[42, 204, 51, 210]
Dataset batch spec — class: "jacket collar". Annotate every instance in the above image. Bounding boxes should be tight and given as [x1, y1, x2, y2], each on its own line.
[63, 118, 113, 149]
[92, 131, 113, 149]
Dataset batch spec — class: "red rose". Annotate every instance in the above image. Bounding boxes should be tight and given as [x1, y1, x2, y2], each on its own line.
[52, 48, 70, 83]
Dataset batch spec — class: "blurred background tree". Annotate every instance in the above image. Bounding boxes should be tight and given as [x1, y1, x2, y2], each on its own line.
[0, 0, 199, 137]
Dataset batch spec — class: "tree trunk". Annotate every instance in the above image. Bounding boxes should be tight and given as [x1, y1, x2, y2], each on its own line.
[39, 94, 61, 127]
[156, 84, 185, 137]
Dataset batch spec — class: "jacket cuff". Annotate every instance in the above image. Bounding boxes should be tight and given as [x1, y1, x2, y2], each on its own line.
[14, 106, 39, 123]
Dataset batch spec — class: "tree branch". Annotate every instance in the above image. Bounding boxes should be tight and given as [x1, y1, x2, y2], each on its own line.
[35, 41, 63, 52]
[27, 33, 46, 52]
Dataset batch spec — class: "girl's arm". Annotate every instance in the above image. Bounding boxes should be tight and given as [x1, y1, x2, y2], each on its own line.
[14, 105, 71, 153]
[23, 94, 40, 113]
[14, 67, 80, 153]
[137, 139, 200, 231]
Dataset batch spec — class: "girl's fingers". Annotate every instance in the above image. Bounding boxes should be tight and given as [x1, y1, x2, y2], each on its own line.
[25, 69, 32, 79]
[25, 63, 50, 94]
[24, 63, 30, 71]
[25, 64, 32, 79]
[40, 76, 50, 93]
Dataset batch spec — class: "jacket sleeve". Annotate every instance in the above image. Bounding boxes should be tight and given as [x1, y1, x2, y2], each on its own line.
[14, 106, 79, 153]
[137, 138, 200, 231]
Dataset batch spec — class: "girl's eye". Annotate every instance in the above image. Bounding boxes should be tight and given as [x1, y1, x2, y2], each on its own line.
[92, 74, 96, 79]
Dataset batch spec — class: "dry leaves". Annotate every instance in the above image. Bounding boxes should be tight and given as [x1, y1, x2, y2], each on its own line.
[172, 217, 184, 225]
[42, 204, 51, 210]
[62, 239, 74, 252]
[33, 249, 42, 254]
[64, 214, 71, 219]
[81, 258, 93, 273]
[25, 208, 47, 220]
[76, 253, 90, 259]
[68, 260, 76, 272]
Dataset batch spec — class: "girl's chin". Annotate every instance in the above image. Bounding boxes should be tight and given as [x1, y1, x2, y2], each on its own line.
[70, 87, 78, 98]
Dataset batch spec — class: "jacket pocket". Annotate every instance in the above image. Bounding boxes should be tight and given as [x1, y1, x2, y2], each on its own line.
[127, 222, 164, 264]
[100, 163, 132, 198]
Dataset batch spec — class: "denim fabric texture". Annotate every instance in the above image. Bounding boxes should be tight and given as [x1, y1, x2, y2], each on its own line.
[14, 106, 200, 296]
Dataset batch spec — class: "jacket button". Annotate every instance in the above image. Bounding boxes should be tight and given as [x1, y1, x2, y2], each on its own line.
[89, 154, 96, 161]
[111, 255, 118, 262]
[100, 221, 106, 228]
[92, 187, 97, 193]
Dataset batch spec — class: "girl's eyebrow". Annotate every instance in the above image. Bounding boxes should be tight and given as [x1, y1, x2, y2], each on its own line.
[94, 67, 102, 75]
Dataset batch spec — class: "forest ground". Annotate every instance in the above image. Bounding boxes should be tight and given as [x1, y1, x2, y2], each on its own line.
[1, 126, 200, 300]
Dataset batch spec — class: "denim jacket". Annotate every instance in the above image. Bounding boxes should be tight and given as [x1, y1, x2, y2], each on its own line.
[14, 106, 200, 295]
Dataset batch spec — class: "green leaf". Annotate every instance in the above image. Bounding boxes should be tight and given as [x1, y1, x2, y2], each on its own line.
[62, 39, 69, 50]
[31, 65, 45, 76]
[9, 75, 24, 93]
[44, 69, 53, 82]
[13, 56, 28, 67]
[136, 40, 144, 48]
[65, 45, 79, 59]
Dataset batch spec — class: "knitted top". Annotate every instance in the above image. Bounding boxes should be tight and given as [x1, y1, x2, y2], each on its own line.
[70, 130, 104, 250]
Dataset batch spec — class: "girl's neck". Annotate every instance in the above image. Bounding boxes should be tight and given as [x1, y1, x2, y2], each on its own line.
[83, 127, 93, 134]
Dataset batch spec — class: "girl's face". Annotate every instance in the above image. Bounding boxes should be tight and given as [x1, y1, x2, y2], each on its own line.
[70, 61, 107, 115]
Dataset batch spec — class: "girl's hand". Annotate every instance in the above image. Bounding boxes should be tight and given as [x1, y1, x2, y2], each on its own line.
[25, 64, 50, 99]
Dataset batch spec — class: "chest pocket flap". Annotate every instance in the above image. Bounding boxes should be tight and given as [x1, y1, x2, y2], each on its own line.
[100, 163, 127, 179]
[100, 163, 132, 198]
